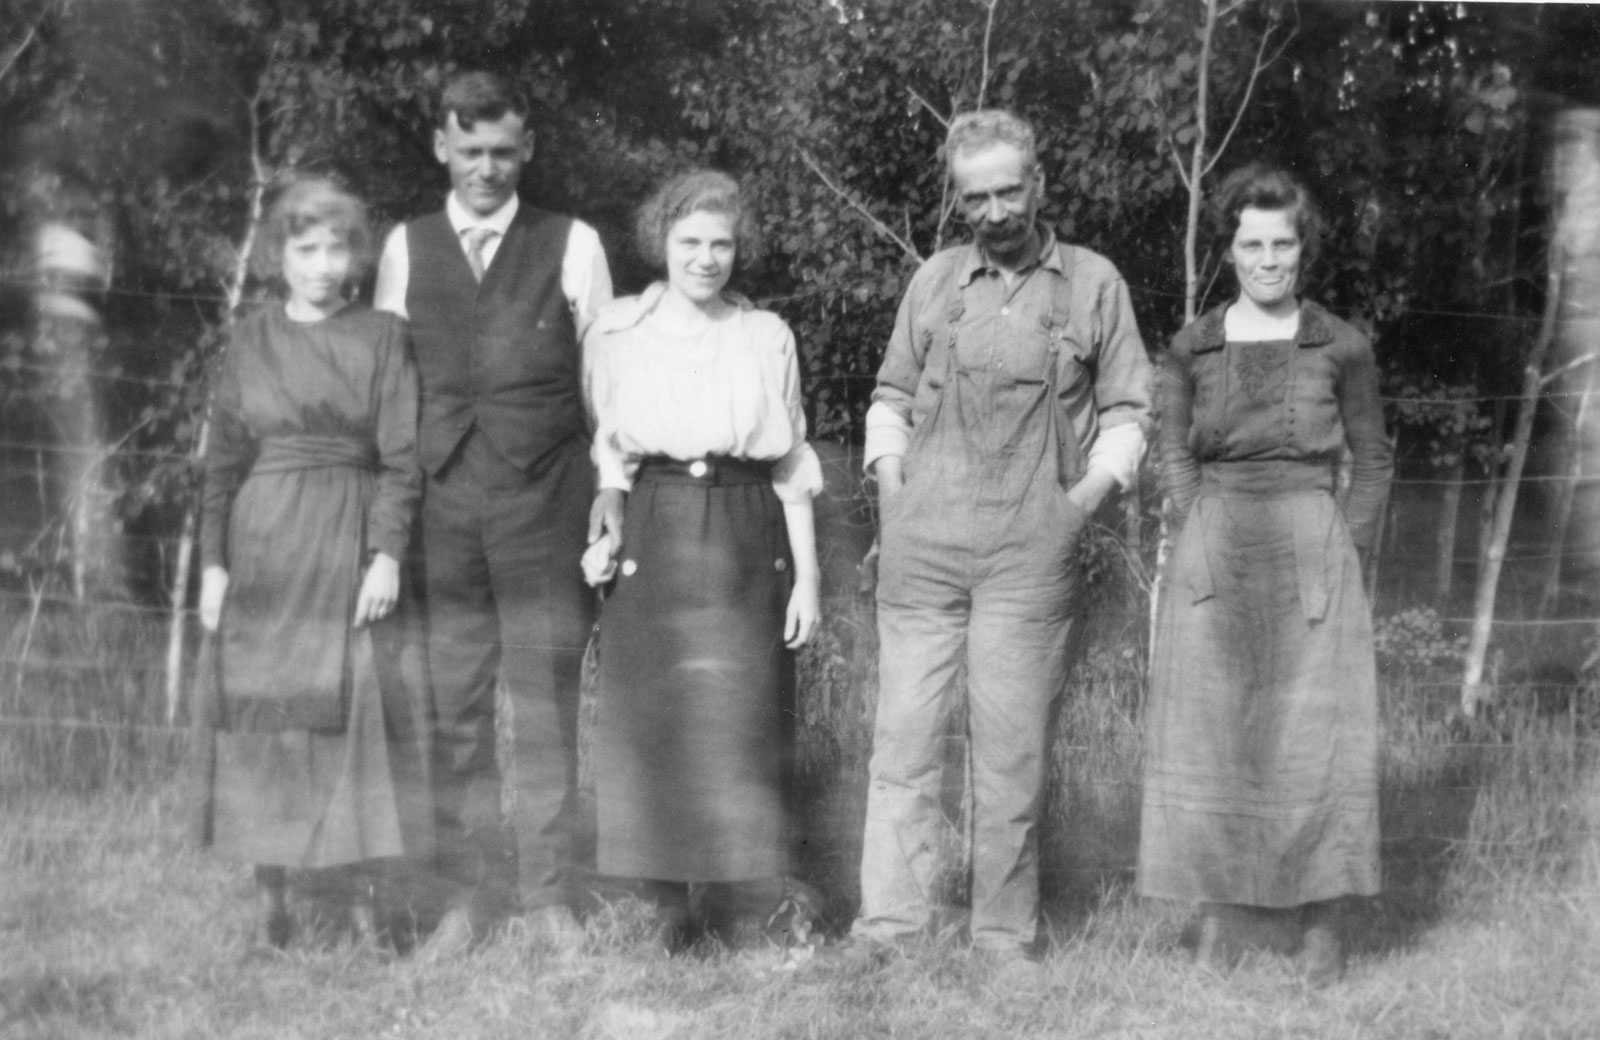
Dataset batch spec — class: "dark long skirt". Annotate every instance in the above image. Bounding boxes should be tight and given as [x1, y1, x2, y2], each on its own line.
[594, 460, 795, 882]
[1139, 484, 1381, 907]
[194, 463, 432, 869]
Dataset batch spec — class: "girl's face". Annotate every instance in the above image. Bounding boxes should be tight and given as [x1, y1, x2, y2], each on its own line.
[1229, 206, 1302, 312]
[664, 209, 736, 307]
[282, 223, 352, 313]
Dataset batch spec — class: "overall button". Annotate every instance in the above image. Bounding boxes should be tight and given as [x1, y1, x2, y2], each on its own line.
[621, 559, 638, 577]
[688, 459, 709, 478]
[774, 558, 787, 572]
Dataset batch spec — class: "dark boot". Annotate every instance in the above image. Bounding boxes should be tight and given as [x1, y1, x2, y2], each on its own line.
[345, 865, 380, 949]
[255, 866, 291, 949]
[1195, 903, 1246, 972]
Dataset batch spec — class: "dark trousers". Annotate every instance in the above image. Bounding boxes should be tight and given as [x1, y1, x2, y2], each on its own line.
[420, 428, 595, 912]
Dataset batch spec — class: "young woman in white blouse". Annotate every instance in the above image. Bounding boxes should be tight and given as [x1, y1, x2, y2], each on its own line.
[583, 170, 822, 951]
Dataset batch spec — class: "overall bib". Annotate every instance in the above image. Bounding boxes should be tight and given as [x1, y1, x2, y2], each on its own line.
[859, 278, 1090, 953]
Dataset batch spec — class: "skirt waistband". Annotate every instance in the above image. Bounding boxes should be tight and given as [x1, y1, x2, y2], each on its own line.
[636, 455, 773, 486]
[1199, 460, 1335, 499]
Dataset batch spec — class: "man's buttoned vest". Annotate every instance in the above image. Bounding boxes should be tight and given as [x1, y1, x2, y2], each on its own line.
[405, 206, 583, 475]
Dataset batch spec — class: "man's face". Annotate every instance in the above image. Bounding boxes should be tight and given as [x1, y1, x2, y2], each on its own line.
[434, 111, 532, 217]
[951, 142, 1043, 266]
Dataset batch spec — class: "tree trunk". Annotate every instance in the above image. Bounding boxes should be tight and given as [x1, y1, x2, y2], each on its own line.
[1153, 0, 1221, 655]
[1535, 386, 1589, 618]
[1461, 252, 1561, 716]
[1435, 450, 1464, 602]
[164, 92, 270, 722]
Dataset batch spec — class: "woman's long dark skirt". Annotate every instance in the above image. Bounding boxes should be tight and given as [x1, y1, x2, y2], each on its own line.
[594, 462, 795, 882]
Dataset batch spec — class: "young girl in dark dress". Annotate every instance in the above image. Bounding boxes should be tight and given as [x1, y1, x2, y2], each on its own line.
[195, 175, 431, 948]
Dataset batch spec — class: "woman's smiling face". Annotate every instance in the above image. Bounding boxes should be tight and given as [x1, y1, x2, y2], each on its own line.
[1230, 206, 1302, 313]
[664, 209, 736, 307]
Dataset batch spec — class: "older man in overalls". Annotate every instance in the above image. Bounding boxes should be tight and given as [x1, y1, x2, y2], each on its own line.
[850, 110, 1152, 986]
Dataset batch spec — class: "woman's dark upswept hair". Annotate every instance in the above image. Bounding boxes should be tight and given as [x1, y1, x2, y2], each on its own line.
[635, 169, 763, 275]
[249, 174, 374, 293]
[1211, 162, 1323, 278]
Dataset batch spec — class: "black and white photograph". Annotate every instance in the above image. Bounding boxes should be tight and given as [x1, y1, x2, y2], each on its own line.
[2, 0, 1598, 1036]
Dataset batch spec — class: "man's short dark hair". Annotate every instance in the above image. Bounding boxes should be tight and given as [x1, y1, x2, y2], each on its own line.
[437, 71, 529, 131]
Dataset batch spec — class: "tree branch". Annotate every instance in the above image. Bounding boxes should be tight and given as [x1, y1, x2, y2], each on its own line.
[1166, 135, 1194, 191]
[976, 0, 1001, 110]
[799, 149, 924, 263]
[907, 86, 951, 129]
[0, 0, 56, 84]
[1539, 349, 1598, 389]
[1181, 0, 1218, 324]
[1202, 11, 1294, 180]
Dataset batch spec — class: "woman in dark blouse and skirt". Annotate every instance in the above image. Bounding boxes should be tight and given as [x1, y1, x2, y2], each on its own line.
[1138, 164, 1393, 985]
[195, 175, 432, 948]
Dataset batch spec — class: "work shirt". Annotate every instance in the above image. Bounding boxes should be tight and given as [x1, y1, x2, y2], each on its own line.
[863, 226, 1151, 488]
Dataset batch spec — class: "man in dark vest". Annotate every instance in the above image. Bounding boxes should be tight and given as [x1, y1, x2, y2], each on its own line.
[375, 70, 613, 955]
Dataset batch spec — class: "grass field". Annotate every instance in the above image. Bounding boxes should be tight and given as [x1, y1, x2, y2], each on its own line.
[2, 777, 1596, 1040]
[4, 573, 1600, 1038]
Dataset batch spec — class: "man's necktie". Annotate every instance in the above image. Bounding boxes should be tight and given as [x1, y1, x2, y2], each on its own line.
[461, 227, 496, 282]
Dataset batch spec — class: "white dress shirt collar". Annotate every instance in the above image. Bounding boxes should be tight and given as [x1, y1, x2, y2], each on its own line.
[446, 192, 519, 237]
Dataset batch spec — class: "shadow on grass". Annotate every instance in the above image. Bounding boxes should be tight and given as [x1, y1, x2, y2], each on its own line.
[0, 971, 131, 1038]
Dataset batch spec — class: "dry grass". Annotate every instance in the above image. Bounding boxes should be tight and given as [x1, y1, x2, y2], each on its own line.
[6, 586, 1600, 1038]
[1, 780, 1597, 1040]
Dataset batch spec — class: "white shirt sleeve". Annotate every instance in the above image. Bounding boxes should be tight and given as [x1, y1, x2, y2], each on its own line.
[862, 400, 913, 473]
[585, 330, 635, 493]
[770, 324, 824, 503]
[373, 225, 409, 320]
[1084, 421, 1146, 490]
[563, 221, 613, 340]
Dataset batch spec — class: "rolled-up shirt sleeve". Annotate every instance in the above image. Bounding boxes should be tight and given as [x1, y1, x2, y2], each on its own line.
[862, 266, 935, 472]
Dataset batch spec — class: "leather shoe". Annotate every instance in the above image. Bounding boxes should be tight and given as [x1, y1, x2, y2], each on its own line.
[257, 884, 292, 950]
[1195, 904, 1246, 973]
[811, 935, 896, 973]
[983, 949, 1045, 994]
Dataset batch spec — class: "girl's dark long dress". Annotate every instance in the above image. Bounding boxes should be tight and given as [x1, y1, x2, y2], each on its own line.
[194, 303, 432, 868]
[1139, 301, 1392, 907]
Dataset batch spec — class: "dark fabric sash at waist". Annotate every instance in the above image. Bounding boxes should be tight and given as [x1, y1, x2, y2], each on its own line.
[636, 454, 773, 486]
[252, 435, 378, 476]
[1199, 459, 1335, 500]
